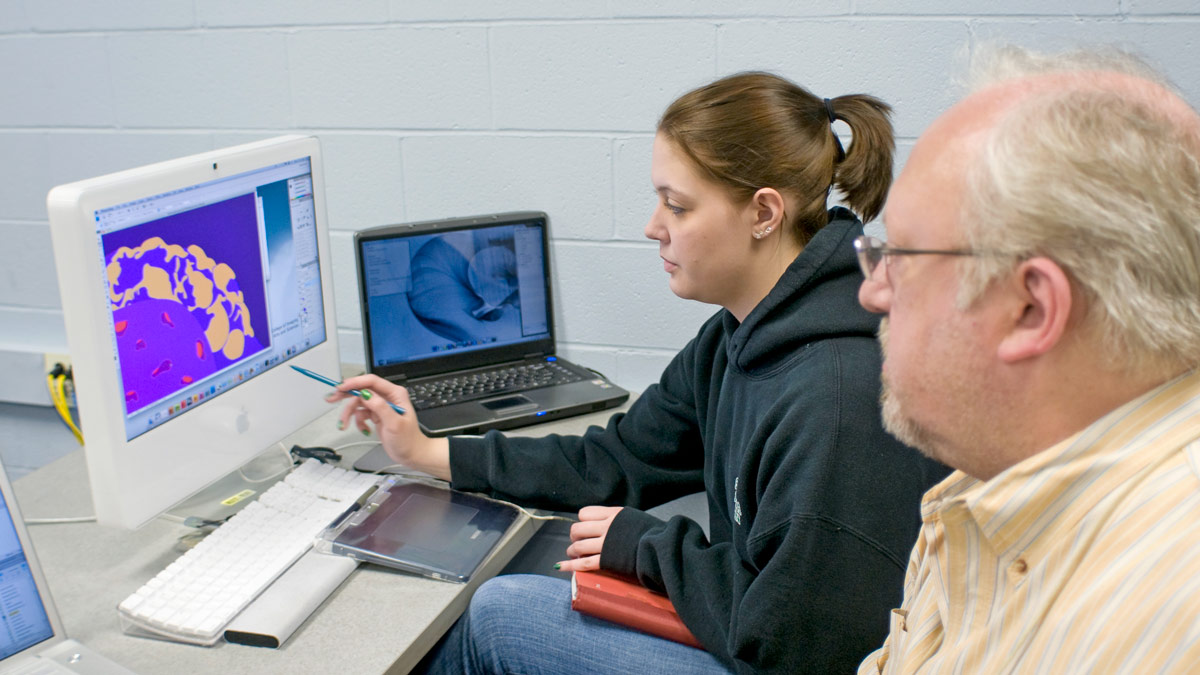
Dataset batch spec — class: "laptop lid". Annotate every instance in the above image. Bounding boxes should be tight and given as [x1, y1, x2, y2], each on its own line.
[0, 462, 70, 664]
[355, 211, 557, 383]
[350, 211, 629, 444]
[0, 461, 138, 674]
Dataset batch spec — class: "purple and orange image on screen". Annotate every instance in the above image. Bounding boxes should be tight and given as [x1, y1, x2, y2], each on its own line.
[102, 193, 271, 416]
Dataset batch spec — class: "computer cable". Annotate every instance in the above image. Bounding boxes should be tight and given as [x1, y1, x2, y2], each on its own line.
[175, 516, 230, 551]
[49, 368, 81, 443]
[329, 440, 380, 455]
[584, 366, 611, 380]
[24, 515, 97, 525]
[45, 365, 83, 445]
[472, 496, 577, 524]
[236, 443, 294, 483]
[290, 444, 342, 465]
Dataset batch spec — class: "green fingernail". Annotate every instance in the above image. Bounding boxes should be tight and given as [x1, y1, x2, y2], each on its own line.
[336, 420, 344, 430]
[360, 390, 372, 401]
[362, 428, 371, 436]
[553, 563, 561, 570]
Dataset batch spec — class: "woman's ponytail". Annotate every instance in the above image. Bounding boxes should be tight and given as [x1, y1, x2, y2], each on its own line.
[826, 94, 895, 224]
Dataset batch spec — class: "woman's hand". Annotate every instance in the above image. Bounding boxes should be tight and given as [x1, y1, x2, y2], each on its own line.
[326, 374, 451, 480]
[557, 505, 624, 572]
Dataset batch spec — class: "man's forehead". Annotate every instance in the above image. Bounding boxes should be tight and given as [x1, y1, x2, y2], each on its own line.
[882, 116, 984, 243]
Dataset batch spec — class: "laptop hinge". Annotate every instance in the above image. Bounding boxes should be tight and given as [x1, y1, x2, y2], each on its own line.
[523, 353, 546, 360]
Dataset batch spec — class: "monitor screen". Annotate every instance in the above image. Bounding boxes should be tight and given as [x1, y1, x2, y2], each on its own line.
[98, 157, 325, 440]
[359, 221, 550, 369]
[47, 136, 342, 529]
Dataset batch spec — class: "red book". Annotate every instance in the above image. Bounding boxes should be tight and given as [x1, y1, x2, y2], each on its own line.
[570, 570, 704, 650]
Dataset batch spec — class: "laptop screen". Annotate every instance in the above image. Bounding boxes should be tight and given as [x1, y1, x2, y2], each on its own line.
[0, 489, 55, 660]
[360, 221, 552, 370]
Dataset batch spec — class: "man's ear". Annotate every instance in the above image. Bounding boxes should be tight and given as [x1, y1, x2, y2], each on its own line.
[997, 257, 1073, 363]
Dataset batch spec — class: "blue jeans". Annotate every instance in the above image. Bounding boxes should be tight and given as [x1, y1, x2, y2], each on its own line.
[418, 574, 732, 675]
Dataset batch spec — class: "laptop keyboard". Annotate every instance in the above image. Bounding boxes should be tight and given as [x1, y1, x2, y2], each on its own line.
[407, 360, 586, 409]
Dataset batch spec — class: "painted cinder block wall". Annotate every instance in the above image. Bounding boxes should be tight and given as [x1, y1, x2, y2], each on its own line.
[1, 0, 1197, 404]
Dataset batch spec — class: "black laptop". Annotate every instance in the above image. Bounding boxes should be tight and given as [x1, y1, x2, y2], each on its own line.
[352, 211, 629, 443]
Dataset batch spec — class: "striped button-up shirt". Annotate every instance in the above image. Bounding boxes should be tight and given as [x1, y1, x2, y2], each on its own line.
[860, 369, 1200, 674]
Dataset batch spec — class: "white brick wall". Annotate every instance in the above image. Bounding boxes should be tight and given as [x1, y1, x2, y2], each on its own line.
[290, 27, 493, 128]
[0, 36, 113, 126]
[199, 1, 389, 27]
[111, 33, 294, 128]
[400, 135, 615, 236]
[490, 22, 718, 131]
[1, 1, 1197, 402]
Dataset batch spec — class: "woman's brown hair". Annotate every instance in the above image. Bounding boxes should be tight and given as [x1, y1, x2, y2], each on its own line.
[658, 71, 895, 246]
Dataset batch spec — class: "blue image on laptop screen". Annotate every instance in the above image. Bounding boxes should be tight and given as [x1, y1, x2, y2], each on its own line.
[361, 223, 550, 369]
[0, 491, 55, 659]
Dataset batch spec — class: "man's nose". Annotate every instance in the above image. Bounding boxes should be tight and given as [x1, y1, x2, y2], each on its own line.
[858, 274, 891, 314]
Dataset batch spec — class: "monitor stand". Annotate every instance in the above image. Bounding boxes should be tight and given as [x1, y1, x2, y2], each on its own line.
[165, 446, 293, 525]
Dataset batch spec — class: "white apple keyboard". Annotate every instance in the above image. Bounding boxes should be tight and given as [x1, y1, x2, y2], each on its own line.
[117, 459, 381, 646]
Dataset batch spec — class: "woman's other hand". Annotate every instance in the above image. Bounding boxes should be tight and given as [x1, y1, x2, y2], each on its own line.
[557, 505, 624, 572]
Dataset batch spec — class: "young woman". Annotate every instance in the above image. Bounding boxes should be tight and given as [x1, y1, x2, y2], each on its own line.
[330, 72, 949, 673]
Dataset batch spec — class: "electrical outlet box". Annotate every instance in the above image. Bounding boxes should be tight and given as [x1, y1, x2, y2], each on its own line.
[43, 352, 76, 408]
[43, 352, 71, 376]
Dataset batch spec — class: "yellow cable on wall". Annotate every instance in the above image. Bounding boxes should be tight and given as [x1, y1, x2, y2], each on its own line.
[47, 373, 83, 445]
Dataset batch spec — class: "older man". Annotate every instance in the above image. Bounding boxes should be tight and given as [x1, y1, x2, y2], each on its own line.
[856, 46, 1200, 673]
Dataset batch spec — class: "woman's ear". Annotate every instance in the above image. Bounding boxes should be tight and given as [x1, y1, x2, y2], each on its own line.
[749, 187, 786, 239]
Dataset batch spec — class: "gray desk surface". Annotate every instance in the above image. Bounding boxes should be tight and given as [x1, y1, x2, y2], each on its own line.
[13, 400, 630, 675]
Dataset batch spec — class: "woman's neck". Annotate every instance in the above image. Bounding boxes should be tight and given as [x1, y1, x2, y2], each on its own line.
[727, 240, 804, 322]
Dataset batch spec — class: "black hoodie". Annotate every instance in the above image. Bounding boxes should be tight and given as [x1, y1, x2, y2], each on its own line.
[448, 208, 949, 673]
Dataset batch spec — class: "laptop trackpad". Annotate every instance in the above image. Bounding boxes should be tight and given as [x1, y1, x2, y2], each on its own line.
[479, 395, 538, 413]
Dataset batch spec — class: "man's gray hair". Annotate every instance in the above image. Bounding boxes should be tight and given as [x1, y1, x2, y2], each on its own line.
[959, 44, 1200, 377]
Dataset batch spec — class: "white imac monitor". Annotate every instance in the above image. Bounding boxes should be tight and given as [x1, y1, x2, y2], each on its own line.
[46, 135, 341, 529]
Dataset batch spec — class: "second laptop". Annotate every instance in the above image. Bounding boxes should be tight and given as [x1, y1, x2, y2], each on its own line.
[354, 211, 629, 437]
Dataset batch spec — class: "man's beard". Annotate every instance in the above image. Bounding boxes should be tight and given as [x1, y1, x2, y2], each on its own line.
[878, 318, 940, 458]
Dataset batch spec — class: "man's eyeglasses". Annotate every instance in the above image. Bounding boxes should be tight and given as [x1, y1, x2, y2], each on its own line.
[853, 235, 982, 280]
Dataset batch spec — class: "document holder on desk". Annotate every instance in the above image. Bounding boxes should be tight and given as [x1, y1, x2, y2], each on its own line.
[316, 477, 519, 583]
